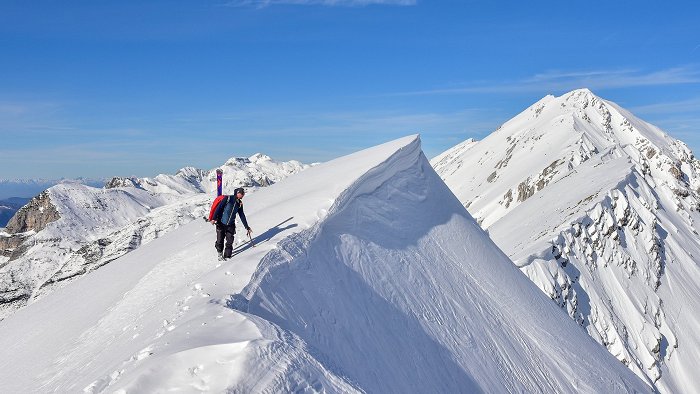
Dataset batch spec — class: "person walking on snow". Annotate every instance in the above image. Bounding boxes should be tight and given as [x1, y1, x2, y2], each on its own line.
[211, 187, 252, 260]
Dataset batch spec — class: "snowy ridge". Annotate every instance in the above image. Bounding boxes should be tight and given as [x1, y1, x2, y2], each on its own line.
[0, 136, 647, 392]
[433, 88, 700, 392]
[233, 136, 645, 392]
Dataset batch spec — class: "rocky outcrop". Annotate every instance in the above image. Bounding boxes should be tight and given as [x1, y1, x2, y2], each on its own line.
[528, 181, 674, 384]
[104, 177, 143, 189]
[0, 191, 60, 262]
[5, 191, 59, 234]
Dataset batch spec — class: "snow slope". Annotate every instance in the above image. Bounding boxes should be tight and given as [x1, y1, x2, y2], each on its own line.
[0, 136, 647, 393]
[432, 89, 700, 392]
[0, 154, 309, 319]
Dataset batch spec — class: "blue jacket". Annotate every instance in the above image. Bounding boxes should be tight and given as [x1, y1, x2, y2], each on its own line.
[213, 196, 250, 229]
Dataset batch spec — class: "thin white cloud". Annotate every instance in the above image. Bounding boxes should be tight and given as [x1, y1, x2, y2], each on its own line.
[391, 66, 700, 96]
[173, 107, 492, 138]
[631, 97, 700, 115]
[223, 0, 416, 7]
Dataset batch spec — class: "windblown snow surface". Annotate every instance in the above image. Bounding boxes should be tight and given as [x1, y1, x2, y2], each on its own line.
[0, 136, 647, 393]
[432, 89, 700, 392]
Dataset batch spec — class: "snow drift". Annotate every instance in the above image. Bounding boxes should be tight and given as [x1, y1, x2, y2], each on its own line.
[0, 136, 647, 393]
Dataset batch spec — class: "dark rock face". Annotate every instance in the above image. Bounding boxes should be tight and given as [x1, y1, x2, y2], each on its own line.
[0, 191, 60, 261]
[5, 191, 60, 234]
[104, 177, 142, 190]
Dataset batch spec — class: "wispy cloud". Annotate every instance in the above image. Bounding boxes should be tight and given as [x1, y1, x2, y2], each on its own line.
[223, 0, 416, 7]
[171, 107, 499, 161]
[631, 97, 700, 115]
[1, 106, 496, 177]
[173, 107, 493, 138]
[391, 66, 700, 96]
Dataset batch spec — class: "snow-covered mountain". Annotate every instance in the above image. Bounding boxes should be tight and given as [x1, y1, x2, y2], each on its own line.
[0, 135, 647, 393]
[432, 88, 700, 392]
[0, 154, 310, 319]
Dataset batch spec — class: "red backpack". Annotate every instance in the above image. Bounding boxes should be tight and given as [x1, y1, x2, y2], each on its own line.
[208, 195, 228, 221]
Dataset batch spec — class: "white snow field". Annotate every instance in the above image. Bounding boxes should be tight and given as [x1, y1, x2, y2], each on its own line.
[0, 136, 647, 393]
[432, 89, 700, 392]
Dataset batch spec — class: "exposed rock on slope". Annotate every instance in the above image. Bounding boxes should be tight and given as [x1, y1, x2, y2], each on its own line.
[0, 191, 60, 262]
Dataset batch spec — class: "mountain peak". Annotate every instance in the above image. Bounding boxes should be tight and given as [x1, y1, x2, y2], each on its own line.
[433, 93, 700, 391]
[249, 153, 272, 162]
[561, 88, 602, 106]
[563, 87, 595, 97]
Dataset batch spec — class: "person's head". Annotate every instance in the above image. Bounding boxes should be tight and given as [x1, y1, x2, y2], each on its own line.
[234, 187, 245, 199]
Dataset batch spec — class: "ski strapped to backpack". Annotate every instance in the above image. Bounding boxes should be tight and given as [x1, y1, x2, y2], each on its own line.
[208, 195, 227, 221]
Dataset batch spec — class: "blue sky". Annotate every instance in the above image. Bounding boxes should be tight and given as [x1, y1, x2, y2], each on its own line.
[1, 0, 699, 179]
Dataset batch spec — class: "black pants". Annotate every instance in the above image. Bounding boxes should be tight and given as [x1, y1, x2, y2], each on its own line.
[215, 223, 236, 258]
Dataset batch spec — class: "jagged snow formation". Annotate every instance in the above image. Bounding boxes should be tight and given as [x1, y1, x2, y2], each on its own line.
[0, 154, 309, 319]
[0, 136, 647, 393]
[432, 88, 700, 392]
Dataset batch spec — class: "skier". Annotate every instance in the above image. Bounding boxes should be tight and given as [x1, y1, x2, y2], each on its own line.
[210, 187, 252, 260]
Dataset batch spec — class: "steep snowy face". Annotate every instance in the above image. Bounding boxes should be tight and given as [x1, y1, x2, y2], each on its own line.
[0, 135, 647, 393]
[104, 154, 310, 195]
[235, 137, 647, 393]
[433, 89, 700, 392]
[0, 154, 310, 320]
